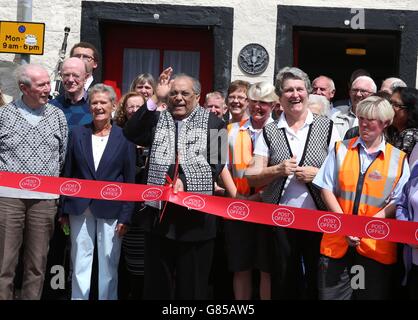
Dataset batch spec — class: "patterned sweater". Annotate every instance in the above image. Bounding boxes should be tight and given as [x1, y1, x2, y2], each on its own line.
[0, 100, 68, 198]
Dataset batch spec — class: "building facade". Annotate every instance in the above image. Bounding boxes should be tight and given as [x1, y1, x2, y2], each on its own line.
[1, 0, 417, 101]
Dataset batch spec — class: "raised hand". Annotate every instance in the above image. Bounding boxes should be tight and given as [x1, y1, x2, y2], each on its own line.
[156, 67, 174, 99]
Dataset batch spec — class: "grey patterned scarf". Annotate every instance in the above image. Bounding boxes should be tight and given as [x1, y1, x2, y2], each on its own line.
[147, 106, 213, 200]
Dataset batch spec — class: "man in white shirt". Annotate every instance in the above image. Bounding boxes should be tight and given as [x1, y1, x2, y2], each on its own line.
[70, 42, 99, 91]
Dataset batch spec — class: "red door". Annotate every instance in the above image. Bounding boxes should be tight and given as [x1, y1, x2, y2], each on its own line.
[102, 23, 213, 103]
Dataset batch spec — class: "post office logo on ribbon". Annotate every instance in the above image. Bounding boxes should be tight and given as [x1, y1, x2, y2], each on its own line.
[60, 180, 81, 196]
[227, 202, 250, 220]
[365, 220, 390, 240]
[272, 208, 295, 227]
[19, 176, 41, 190]
[142, 187, 163, 201]
[100, 184, 122, 200]
[182, 195, 206, 210]
[317, 214, 342, 233]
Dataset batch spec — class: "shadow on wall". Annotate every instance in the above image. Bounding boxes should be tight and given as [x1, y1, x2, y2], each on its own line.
[0, 60, 20, 103]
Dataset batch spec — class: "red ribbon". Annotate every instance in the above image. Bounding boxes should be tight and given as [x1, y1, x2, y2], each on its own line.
[0, 170, 417, 245]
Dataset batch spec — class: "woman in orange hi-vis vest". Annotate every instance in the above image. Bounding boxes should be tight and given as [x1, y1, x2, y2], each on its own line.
[313, 95, 411, 300]
[225, 82, 278, 300]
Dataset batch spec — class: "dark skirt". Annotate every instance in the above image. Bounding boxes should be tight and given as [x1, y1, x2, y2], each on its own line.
[224, 219, 274, 273]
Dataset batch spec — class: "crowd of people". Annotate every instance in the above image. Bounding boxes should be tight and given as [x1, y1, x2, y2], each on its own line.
[1, 41, 418, 300]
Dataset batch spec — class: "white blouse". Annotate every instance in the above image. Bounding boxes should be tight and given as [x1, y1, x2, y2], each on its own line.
[91, 134, 109, 171]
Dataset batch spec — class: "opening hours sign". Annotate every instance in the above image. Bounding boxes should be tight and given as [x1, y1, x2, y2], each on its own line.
[0, 21, 45, 55]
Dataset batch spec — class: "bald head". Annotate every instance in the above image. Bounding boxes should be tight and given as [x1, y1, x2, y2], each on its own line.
[61, 57, 88, 97]
[380, 77, 407, 94]
[312, 75, 335, 101]
[61, 57, 88, 74]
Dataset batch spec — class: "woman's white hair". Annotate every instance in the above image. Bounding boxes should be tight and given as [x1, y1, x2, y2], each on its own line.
[356, 95, 394, 124]
[307, 94, 330, 116]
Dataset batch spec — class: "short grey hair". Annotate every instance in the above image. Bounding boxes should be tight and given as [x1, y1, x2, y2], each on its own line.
[384, 77, 407, 91]
[308, 94, 331, 116]
[351, 76, 377, 93]
[356, 95, 394, 124]
[275, 66, 312, 96]
[205, 91, 225, 102]
[313, 75, 335, 91]
[88, 83, 117, 104]
[14, 64, 46, 87]
[172, 73, 201, 95]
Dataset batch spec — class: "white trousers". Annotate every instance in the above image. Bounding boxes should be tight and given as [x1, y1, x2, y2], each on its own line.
[69, 209, 121, 300]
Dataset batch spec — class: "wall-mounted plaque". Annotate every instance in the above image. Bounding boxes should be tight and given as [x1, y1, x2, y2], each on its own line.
[238, 43, 269, 75]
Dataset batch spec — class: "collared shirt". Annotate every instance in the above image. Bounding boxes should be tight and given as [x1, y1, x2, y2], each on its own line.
[330, 103, 358, 140]
[64, 90, 89, 104]
[15, 98, 45, 126]
[85, 76, 94, 91]
[313, 136, 410, 203]
[241, 116, 274, 144]
[254, 110, 340, 209]
[226, 116, 273, 167]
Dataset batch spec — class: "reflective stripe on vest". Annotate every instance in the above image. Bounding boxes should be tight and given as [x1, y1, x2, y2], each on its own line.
[320, 137, 406, 264]
[227, 119, 253, 195]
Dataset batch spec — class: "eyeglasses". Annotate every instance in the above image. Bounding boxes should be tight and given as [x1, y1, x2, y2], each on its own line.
[227, 95, 247, 102]
[168, 91, 195, 98]
[391, 101, 407, 110]
[72, 53, 95, 62]
[61, 72, 82, 80]
[350, 88, 373, 96]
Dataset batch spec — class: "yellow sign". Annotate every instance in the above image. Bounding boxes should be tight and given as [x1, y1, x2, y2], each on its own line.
[0, 21, 45, 55]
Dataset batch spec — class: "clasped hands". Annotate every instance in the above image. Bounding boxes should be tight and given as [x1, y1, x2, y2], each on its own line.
[274, 156, 319, 183]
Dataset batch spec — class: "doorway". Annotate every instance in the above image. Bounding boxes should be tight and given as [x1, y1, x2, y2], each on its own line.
[294, 27, 400, 100]
[275, 5, 418, 89]
[102, 23, 213, 102]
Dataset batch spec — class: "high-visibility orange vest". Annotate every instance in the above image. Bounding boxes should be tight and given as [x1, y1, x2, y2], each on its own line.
[320, 137, 406, 264]
[227, 119, 255, 196]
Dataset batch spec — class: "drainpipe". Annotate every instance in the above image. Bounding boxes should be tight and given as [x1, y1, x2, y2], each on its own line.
[15, 0, 32, 64]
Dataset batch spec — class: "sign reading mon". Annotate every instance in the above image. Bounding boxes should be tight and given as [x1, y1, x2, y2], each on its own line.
[0, 21, 45, 55]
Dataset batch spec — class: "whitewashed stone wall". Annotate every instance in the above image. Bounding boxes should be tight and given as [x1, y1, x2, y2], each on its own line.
[1, 0, 417, 96]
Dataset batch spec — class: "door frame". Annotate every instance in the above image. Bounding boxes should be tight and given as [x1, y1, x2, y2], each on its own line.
[102, 24, 214, 100]
[80, 1, 233, 93]
[276, 5, 418, 87]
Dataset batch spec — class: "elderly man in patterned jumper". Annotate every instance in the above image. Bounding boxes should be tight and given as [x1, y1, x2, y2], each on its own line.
[0, 64, 68, 300]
